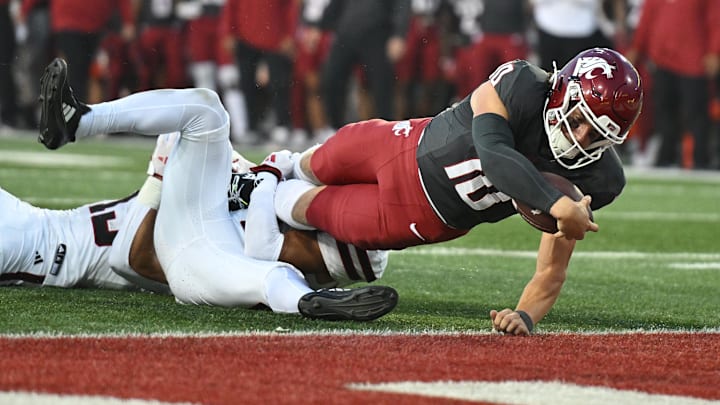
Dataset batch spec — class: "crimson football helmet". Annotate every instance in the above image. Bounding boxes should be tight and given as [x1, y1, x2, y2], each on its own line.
[543, 48, 643, 169]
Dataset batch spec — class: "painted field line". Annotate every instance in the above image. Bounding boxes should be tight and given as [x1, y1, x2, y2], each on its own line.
[395, 247, 720, 261]
[0, 392, 193, 405]
[0, 150, 128, 167]
[596, 211, 720, 221]
[22, 197, 99, 206]
[348, 380, 720, 405]
[625, 167, 720, 182]
[2, 328, 719, 340]
[669, 262, 720, 270]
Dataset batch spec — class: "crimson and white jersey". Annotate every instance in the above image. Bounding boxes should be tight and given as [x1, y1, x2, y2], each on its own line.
[0, 187, 139, 290]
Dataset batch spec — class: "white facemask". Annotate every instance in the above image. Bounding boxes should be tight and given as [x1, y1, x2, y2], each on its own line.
[548, 125, 580, 160]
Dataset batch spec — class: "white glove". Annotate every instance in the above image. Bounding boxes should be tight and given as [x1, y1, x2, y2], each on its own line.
[231, 149, 256, 173]
[146, 132, 180, 179]
[250, 149, 296, 180]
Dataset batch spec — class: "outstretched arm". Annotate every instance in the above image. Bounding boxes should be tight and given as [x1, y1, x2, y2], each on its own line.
[490, 232, 575, 335]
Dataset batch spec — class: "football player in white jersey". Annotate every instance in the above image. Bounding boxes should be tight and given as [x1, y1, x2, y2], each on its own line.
[1, 147, 388, 303]
[26, 57, 397, 321]
[108, 133, 391, 301]
[0, 187, 141, 291]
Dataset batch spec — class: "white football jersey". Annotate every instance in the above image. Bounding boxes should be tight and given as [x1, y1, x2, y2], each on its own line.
[0, 187, 139, 290]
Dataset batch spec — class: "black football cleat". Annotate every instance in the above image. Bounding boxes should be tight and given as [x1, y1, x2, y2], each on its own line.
[298, 285, 398, 321]
[38, 58, 91, 150]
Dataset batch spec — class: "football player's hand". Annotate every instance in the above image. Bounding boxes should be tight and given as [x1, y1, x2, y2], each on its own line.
[490, 309, 533, 336]
[231, 149, 255, 174]
[250, 150, 296, 180]
[551, 195, 598, 240]
[147, 132, 180, 179]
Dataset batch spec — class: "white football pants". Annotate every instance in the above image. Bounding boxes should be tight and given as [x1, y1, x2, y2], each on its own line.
[76, 88, 311, 312]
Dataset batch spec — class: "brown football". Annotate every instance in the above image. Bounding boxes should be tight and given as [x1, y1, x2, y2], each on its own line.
[512, 172, 593, 234]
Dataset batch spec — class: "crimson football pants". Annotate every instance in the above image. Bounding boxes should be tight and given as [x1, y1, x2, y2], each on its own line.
[307, 117, 468, 250]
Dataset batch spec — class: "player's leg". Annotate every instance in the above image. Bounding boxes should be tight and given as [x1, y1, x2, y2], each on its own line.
[281, 118, 432, 233]
[277, 116, 466, 249]
[292, 118, 397, 185]
[151, 115, 396, 319]
[38, 58, 228, 148]
[168, 245, 398, 321]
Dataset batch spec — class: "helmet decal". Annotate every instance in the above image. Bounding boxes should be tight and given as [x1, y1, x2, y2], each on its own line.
[572, 57, 616, 80]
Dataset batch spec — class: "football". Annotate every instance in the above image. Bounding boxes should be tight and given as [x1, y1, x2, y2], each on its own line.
[512, 172, 593, 234]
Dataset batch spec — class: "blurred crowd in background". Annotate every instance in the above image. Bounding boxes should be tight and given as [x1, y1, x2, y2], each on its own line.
[1, 0, 719, 170]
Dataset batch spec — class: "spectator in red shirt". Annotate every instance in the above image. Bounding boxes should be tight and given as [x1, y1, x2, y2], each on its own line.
[627, 0, 720, 169]
[45, 0, 135, 102]
[133, 0, 187, 91]
[178, 0, 248, 144]
[220, 0, 299, 146]
[394, 0, 445, 119]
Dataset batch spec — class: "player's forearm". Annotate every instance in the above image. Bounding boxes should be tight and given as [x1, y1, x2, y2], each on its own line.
[516, 234, 575, 325]
[515, 271, 566, 326]
[244, 172, 284, 261]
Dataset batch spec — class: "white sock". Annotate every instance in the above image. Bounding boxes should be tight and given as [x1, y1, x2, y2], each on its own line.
[263, 266, 312, 314]
[274, 179, 317, 231]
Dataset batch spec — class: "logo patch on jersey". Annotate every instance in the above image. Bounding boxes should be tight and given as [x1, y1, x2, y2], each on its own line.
[409, 223, 426, 241]
[49, 244, 66, 276]
[573, 57, 615, 80]
[33, 251, 43, 265]
[392, 121, 412, 138]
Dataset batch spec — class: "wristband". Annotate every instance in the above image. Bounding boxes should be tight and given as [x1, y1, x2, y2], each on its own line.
[249, 164, 282, 180]
[516, 310, 534, 333]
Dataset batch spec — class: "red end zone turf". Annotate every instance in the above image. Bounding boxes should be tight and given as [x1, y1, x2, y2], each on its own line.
[1, 333, 718, 404]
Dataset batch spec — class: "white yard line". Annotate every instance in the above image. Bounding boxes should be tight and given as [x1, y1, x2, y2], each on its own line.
[0, 392, 194, 405]
[1, 328, 719, 339]
[0, 150, 128, 167]
[348, 380, 720, 405]
[394, 247, 720, 261]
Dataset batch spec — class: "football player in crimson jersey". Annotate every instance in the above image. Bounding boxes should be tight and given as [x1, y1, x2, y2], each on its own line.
[30, 58, 396, 321]
[272, 47, 643, 335]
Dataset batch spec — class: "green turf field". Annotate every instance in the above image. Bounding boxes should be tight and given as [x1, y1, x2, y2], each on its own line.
[1, 130, 719, 335]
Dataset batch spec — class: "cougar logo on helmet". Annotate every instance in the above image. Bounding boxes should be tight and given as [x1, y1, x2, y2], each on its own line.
[572, 57, 616, 80]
